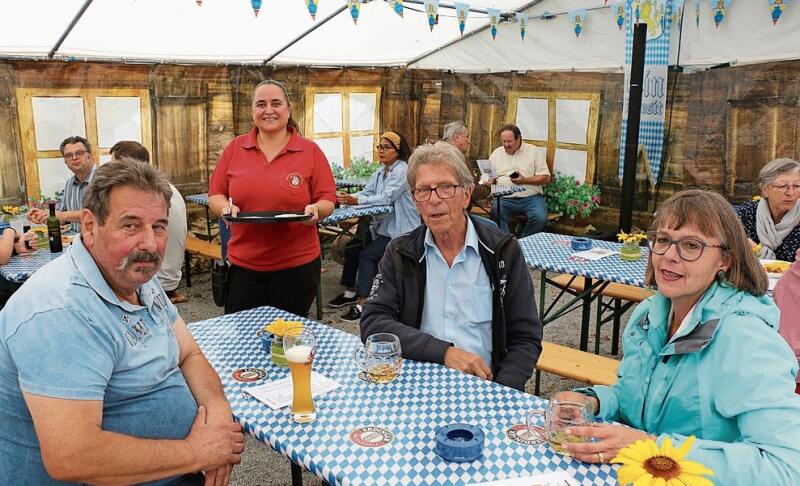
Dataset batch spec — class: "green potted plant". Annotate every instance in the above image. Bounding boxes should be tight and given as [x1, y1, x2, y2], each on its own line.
[543, 173, 601, 219]
[342, 157, 379, 180]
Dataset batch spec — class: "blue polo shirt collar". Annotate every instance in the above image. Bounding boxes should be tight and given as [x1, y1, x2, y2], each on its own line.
[424, 215, 480, 262]
[69, 235, 149, 313]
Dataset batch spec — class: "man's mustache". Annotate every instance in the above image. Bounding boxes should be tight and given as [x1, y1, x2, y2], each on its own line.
[116, 249, 162, 273]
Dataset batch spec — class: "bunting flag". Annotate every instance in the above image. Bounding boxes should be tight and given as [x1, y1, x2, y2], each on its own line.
[487, 8, 501, 40]
[770, 0, 787, 24]
[711, 0, 731, 28]
[423, 0, 439, 31]
[570, 9, 587, 37]
[695, 0, 701, 26]
[305, 0, 318, 20]
[348, 0, 361, 24]
[389, 0, 403, 17]
[454, 3, 469, 35]
[628, 0, 641, 22]
[251, 0, 262, 17]
[517, 12, 529, 41]
[614, 2, 626, 29]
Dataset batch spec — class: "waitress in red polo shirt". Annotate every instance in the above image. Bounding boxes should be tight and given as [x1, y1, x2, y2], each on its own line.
[208, 79, 336, 316]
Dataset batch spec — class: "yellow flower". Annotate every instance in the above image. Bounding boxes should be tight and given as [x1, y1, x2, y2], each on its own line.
[618, 230, 647, 245]
[263, 318, 303, 337]
[613, 437, 715, 486]
[752, 243, 762, 256]
[752, 195, 761, 202]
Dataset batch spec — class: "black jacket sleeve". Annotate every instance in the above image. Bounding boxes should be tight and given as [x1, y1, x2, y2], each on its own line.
[360, 240, 452, 364]
[493, 239, 543, 390]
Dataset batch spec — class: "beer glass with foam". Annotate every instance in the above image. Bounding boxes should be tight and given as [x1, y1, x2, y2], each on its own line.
[352, 333, 402, 384]
[283, 327, 317, 423]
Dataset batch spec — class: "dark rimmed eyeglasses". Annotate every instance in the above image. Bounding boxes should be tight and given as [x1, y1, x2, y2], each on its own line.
[376, 144, 395, 151]
[646, 231, 728, 262]
[64, 150, 88, 160]
[412, 184, 463, 202]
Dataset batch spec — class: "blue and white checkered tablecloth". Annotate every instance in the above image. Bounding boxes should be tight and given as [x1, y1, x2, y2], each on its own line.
[186, 193, 210, 206]
[490, 185, 526, 197]
[335, 179, 368, 190]
[518, 232, 648, 288]
[321, 205, 393, 225]
[0, 250, 63, 283]
[188, 306, 617, 486]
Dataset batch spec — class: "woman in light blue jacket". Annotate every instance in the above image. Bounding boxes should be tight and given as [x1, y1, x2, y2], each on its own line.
[554, 190, 800, 485]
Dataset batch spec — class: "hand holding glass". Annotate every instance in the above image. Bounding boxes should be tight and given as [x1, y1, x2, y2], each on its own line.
[352, 333, 403, 384]
[527, 397, 595, 455]
[283, 327, 317, 423]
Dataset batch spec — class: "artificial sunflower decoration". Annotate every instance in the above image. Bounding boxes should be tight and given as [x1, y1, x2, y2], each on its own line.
[263, 318, 303, 337]
[613, 436, 715, 486]
[617, 229, 648, 245]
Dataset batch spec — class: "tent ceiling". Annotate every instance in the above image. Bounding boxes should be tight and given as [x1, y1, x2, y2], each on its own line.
[0, 0, 531, 66]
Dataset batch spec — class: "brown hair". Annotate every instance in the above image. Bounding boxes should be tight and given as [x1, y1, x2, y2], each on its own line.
[110, 141, 150, 163]
[253, 79, 300, 134]
[498, 124, 521, 140]
[59, 135, 92, 155]
[644, 189, 767, 296]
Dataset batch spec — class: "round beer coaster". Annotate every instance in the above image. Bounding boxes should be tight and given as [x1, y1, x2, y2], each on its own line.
[231, 368, 267, 383]
[506, 423, 546, 446]
[349, 426, 394, 448]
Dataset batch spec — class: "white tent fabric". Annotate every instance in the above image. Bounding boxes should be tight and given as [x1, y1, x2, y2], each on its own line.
[0, 0, 798, 70]
[0, 0, 529, 65]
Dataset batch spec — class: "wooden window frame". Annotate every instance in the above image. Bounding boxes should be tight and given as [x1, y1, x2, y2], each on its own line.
[304, 86, 381, 167]
[506, 91, 600, 184]
[16, 87, 152, 198]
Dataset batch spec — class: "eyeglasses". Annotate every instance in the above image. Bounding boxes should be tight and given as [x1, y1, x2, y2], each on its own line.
[64, 150, 88, 160]
[412, 184, 462, 202]
[770, 183, 800, 194]
[376, 144, 395, 151]
[646, 231, 727, 262]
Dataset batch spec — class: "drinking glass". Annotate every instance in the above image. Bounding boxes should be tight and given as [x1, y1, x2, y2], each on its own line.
[283, 327, 317, 423]
[352, 333, 403, 384]
[526, 397, 595, 454]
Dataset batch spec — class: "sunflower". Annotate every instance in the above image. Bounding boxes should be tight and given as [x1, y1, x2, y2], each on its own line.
[612, 436, 715, 486]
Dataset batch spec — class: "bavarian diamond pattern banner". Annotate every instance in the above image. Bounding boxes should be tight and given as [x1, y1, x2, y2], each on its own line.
[618, 0, 681, 183]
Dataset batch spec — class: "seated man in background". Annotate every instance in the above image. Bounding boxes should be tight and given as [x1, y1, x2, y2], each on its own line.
[110, 141, 188, 304]
[0, 161, 243, 484]
[28, 135, 97, 232]
[361, 142, 542, 391]
[488, 124, 550, 237]
[442, 121, 496, 227]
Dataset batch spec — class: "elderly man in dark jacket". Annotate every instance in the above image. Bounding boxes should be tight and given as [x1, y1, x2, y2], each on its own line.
[360, 142, 542, 391]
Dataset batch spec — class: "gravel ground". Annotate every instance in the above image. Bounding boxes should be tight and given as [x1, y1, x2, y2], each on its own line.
[177, 256, 632, 486]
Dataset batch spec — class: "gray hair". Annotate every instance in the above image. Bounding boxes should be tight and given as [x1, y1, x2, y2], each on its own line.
[759, 158, 800, 189]
[442, 121, 468, 142]
[83, 159, 172, 225]
[407, 142, 474, 189]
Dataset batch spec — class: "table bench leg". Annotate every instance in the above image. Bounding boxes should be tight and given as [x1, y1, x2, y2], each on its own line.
[291, 461, 303, 486]
[184, 251, 192, 288]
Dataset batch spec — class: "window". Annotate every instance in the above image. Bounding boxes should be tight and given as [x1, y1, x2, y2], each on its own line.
[506, 91, 600, 184]
[304, 87, 381, 168]
[16, 88, 152, 199]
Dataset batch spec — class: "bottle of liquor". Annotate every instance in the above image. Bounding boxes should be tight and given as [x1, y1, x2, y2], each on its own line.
[46, 202, 63, 253]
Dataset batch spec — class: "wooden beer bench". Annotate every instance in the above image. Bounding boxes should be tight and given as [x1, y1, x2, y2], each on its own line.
[534, 341, 620, 395]
[548, 274, 654, 355]
[184, 235, 222, 288]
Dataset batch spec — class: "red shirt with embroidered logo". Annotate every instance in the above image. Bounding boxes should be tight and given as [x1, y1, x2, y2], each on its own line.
[209, 127, 335, 272]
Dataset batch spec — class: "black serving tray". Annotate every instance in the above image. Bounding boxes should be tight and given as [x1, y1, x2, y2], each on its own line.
[223, 210, 312, 223]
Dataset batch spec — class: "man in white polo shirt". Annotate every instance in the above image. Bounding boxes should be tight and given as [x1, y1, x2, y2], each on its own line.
[488, 124, 550, 237]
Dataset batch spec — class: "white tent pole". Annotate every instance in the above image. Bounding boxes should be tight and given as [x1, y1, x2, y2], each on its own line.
[48, 0, 94, 59]
[405, 0, 544, 68]
[263, 4, 349, 65]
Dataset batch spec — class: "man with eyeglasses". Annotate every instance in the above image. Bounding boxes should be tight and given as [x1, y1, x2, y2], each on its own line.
[360, 142, 542, 391]
[487, 124, 550, 237]
[28, 136, 97, 233]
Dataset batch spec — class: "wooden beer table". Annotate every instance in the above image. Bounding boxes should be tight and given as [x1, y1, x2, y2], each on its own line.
[188, 306, 618, 486]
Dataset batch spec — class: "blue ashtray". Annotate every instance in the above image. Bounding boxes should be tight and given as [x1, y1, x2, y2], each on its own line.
[435, 423, 484, 463]
[570, 237, 593, 251]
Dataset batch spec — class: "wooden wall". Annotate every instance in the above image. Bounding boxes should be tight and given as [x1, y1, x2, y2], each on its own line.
[1, 59, 799, 230]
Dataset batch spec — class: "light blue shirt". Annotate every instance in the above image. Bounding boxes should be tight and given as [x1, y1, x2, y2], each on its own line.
[356, 160, 420, 238]
[57, 164, 97, 233]
[0, 235, 196, 485]
[420, 217, 493, 366]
